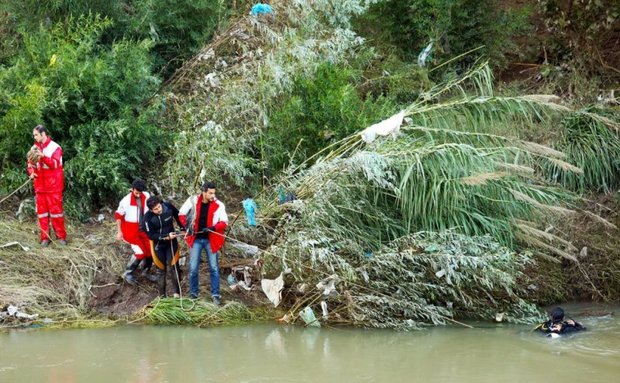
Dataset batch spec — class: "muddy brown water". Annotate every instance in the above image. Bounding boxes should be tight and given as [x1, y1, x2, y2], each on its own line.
[1, 303, 618, 382]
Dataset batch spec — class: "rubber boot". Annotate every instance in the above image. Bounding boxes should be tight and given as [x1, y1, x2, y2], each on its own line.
[123, 256, 141, 285]
[140, 257, 158, 283]
[157, 269, 166, 297]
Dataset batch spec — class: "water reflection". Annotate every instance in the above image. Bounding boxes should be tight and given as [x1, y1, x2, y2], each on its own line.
[0, 304, 619, 382]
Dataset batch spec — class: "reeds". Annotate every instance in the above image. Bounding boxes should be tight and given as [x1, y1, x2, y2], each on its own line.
[143, 298, 272, 326]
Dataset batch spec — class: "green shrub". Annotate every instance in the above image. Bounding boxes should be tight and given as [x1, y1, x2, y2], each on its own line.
[129, 0, 227, 77]
[64, 108, 168, 217]
[0, 15, 165, 213]
[357, 0, 531, 69]
[263, 63, 397, 172]
[0, 1, 229, 77]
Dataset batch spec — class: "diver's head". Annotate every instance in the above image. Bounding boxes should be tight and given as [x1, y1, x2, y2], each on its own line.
[550, 307, 565, 322]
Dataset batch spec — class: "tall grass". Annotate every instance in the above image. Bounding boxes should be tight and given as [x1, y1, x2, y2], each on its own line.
[545, 111, 620, 193]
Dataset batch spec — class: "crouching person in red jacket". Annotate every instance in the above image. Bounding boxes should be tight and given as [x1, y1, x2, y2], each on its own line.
[115, 179, 157, 285]
[27, 125, 67, 247]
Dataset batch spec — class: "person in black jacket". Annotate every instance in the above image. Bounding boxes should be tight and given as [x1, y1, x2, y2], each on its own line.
[536, 307, 586, 335]
[142, 195, 185, 297]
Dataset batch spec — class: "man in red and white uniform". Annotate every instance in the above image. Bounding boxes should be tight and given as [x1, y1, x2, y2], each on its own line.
[115, 179, 156, 285]
[27, 125, 67, 247]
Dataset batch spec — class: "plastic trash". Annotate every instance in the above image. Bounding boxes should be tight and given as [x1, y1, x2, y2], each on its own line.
[417, 40, 433, 67]
[0, 241, 30, 252]
[261, 272, 285, 307]
[250, 3, 274, 16]
[299, 306, 321, 327]
[227, 273, 237, 286]
[7, 305, 17, 316]
[316, 275, 339, 296]
[297, 283, 308, 294]
[242, 198, 258, 226]
[243, 266, 253, 287]
[320, 301, 328, 319]
[360, 111, 404, 143]
[277, 186, 286, 204]
[277, 186, 297, 204]
[1, 305, 38, 321]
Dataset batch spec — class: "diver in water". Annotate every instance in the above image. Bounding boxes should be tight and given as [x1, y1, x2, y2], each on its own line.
[535, 307, 586, 336]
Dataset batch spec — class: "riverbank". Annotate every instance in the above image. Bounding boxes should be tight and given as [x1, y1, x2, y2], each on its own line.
[1, 189, 619, 330]
[0, 212, 275, 329]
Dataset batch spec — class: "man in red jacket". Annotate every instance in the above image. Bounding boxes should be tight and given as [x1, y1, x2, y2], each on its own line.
[27, 125, 67, 247]
[179, 182, 228, 304]
[115, 179, 157, 285]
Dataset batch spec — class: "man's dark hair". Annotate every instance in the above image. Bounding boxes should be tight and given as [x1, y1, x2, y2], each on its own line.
[34, 125, 48, 134]
[201, 182, 216, 192]
[146, 195, 163, 210]
[131, 178, 147, 192]
[550, 307, 564, 322]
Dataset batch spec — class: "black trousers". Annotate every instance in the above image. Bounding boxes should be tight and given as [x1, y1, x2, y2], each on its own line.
[153, 239, 181, 297]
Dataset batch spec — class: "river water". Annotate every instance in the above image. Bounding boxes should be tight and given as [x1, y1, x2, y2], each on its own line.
[1, 303, 618, 382]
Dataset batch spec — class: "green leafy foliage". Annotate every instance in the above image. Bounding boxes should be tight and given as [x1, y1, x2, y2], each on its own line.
[259, 63, 601, 328]
[538, 0, 620, 64]
[64, 109, 167, 214]
[358, 0, 531, 68]
[0, 1, 229, 76]
[264, 63, 397, 172]
[0, 15, 165, 212]
[535, 0, 620, 100]
[129, 0, 227, 77]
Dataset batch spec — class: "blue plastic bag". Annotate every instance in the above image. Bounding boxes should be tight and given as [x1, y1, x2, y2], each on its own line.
[250, 3, 273, 16]
[242, 198, 258, 226]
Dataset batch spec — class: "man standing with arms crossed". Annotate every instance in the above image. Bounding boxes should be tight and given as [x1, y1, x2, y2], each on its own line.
[115, 179, 157, 285]
[27, 125, 67, 247]
[179, 182, 228, 305]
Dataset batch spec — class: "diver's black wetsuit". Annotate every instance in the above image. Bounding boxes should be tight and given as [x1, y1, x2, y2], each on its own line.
[538, 320, 586, 335]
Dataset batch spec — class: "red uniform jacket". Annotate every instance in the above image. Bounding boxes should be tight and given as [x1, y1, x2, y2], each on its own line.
[27, 137, 64, 194]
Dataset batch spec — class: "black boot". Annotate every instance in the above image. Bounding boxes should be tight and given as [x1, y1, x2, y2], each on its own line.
[156, 269, 166, 297]
[140, 257, 158, 282]
[123, 256, 141, 285]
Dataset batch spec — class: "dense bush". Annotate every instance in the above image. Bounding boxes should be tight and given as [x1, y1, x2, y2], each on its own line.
[357, 0, 530, 68]
[0, 15, 166, 214]
[128, 0, 227, 77]
[264, 63, 397, 172]
[0, 0, 228, 76]
[538, 0, 620, 68]
[534, 0, 620, 100]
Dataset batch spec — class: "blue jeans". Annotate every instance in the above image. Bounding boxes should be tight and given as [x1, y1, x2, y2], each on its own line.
[189, 238, 220, 298]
